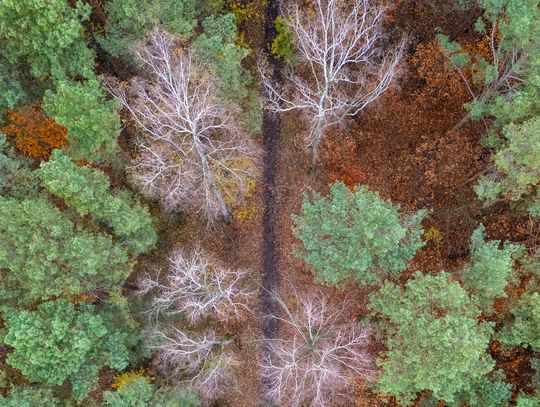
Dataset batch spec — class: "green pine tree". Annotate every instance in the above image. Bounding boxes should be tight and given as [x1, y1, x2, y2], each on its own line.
[293, 182, 425, 286]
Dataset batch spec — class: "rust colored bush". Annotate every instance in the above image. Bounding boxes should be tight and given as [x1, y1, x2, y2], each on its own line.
[1, 105, 68, 160]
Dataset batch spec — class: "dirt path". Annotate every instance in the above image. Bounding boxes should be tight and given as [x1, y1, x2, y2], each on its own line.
[260, 0, 282, 401]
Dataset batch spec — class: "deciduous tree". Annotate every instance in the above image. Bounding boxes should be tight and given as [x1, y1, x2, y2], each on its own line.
[1, 106, 68, 161]
[139, 245, 254, 323]
[292, 182, 425, 286]
[261, 0, 405, 164]
[98, 0, 198, 58]
[109, 29, 257, 223]
[147, 328, 236, 401]
[262, 291, 372, 407]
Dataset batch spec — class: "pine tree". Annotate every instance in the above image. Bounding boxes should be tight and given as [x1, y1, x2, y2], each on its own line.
[0, 386, 63, 407]
[499, 291, 540, 351]
[369, 272, 495, 405]
[293, 182, 425, 286]
[43, 80, 120, 162]
[0, 197, 131, 305]
[103, 376, 198, 407]
[461, 224, 521, 313]
[3, 299, 139, 400]
[38, 150, 157, 256]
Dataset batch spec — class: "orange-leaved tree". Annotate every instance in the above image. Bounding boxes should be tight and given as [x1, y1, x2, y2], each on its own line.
[1, 105, 68, 161]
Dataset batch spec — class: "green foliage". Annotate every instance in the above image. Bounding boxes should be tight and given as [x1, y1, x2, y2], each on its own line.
[100, 3, 256, 131]
[499, 291, 540, 351]
[240, 90, 263, 136]
[0, 67, 29, 114]
[43, 80, 120, 162]
[99, 0, 197, 58]
[448, 370, 512, 407]
[516, 394, 540, 407]
[461, 224, 520, 313]
[369, 272, 495, 405]
[0, 0, 94, 82]
[158, 0, 198, 34]
[103, 377, 198, 407]
[98, 0, 150, 58]
[104, 377, 154, 407]
[0, 197, 131, 305]
[440, 1, 540, 214]
[193, 13, 251, 102]
[292, 182, 425, 286]
[475, 117, 540, 212]
[271, 16, 297, 66]
[437, 33, 471, 68]
[198, 0, 224, 17]
[0, 386, 63, 407]
[447, 0, 540, 128]
[38, 150, 157, 256]
[0, 370, 7, 389]
[532, 357, 540, 388]
[0, 134, 39, 199]
[3, 299, 139, 400]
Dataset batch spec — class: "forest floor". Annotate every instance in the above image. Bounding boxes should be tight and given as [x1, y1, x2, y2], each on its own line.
[114, 1, 539, 405]
[232, 1, 536, 406]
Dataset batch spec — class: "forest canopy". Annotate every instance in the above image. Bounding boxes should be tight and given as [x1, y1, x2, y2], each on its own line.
[0, 0, 538, 406]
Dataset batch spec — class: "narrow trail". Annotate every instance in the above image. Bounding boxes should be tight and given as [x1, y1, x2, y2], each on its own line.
[260, 0, 282, 401]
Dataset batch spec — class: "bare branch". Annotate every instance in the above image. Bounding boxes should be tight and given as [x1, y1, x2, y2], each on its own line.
[148, 327, 236, 401]
[139, 245, 255, 324]
[261, 290, 373, 407]
[261, 0, 404, 164]
[106, 29, 258, 224]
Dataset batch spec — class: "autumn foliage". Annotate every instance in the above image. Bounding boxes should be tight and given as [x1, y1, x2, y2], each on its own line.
[1, 105, 68, 160]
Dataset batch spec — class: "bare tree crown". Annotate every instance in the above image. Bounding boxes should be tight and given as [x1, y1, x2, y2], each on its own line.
[108, 29, 258, 223]
[262, 0, 405, 164]
[148, 327, 236, 400]
[139, 245, 254, 324]
[262, 291, 373, 407]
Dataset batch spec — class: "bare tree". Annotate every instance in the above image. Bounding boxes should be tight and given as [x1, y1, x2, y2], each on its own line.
[139, 245, 255, 324]
[148, 327, 236, 400]
[261, 0, 405, 165]
[107, 29, 258, 223]
[261, 291, 373, 407]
